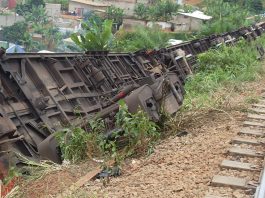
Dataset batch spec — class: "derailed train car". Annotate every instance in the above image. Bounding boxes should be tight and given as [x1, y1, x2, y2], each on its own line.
[0, 22, 264, 169]
[0, 52, 189, 165]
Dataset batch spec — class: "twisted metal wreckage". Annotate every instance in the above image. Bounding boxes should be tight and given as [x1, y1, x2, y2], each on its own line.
[0, 22, 264, 171]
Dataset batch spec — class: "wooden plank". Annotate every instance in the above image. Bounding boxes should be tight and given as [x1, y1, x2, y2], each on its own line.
[228, 147, 264, 158]
[231, 137, 261, 145]
[253, 104, 265, 108]
[249, 108, 265, 114]
[248, 113, 265, 121]
[220, 160, 260, 171]
[258, 99, 265, 103]
[211, 175, 249, 189]
[239, 128, 264, 136]
[205, 195, 227, 198]
[243, 121, 265, 128]
[57, 160, 115, 198]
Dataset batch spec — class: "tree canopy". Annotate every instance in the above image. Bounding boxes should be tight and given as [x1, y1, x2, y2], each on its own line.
[71, 19, 113, 51]
[1, 0, 63, 52]
[200, 0, 250, 36]
[1, 21, 27, 44]
[134, 0, 179, 21]
[16, 0, 45, 16]
[224, 0, 263, 14]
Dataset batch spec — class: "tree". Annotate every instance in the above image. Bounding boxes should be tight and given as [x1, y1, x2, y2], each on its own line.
[200, 0, 249, 36]
[151, 0, 179, 21]
[16, 0, 45, 16]
[134, 3, 149, 20]
[11, 1, 63, 52]
[134, 0, 179, 22]
[1, 21, 27, 44]
[20, 32, 44, 52]
[71, 20, 113, 51]
[23, 5, 49, 28]
[106, 6, 124, 28]
[252, 0, 263, 14]
[224, 0, 263, 14]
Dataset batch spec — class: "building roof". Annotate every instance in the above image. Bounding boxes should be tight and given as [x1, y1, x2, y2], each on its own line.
[70, 0, 109, 7]
[6, 45, 25, 53]
[178, 11, 212, 20]
[184, 0, 202, 5]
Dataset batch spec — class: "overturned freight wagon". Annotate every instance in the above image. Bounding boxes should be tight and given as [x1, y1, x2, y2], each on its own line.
[0, 50, 191, 167]
[0, 21, 264, 171]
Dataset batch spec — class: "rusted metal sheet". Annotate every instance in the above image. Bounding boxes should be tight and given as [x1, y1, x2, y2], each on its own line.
[0, 22, 264, 166]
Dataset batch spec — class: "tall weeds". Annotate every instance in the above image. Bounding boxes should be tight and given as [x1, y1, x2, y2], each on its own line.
[183, 37, 265, 110]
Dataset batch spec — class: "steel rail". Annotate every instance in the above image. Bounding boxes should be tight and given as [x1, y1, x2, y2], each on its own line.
[255, 160, 265, 198]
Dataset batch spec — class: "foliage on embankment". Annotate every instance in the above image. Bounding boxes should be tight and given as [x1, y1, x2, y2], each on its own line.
[183, 36, 265, 110]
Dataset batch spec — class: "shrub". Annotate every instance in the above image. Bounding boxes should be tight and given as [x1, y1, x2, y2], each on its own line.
[56, 127, 91, 163]
[115, 101, 160, 156]
[56, 101, 159, 163]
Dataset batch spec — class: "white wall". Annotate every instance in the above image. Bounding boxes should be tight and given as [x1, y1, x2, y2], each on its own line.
[0, 15, 24, 27]
[46, 3, 61, 17]
[173, 14, 203, 31]
[69, 0, 140, 17]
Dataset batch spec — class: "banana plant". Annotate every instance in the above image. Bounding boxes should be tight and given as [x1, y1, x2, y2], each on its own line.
[71, 19, 113, 51]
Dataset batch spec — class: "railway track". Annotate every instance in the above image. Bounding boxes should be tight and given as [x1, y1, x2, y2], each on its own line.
[205, 96, 265, 198]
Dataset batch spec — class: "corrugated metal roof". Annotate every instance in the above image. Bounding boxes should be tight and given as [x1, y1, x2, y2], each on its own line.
[178, 11, 212, 20]
[70, 0, 109, 7]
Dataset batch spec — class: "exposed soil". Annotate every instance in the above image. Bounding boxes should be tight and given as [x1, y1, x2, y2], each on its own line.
[15, 79, 265, 198]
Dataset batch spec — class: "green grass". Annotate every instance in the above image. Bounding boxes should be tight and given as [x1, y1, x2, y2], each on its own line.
[183, 36, 265, 111]
[113, 26, 171, 52]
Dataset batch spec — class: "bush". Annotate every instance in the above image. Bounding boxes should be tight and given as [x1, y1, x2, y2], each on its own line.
[183, 37, 265, 110]
[56, 127, 92, 163]
[56, 101, 159, 163]
[115, 101, 160, 156]
[113, 26, 171, 52]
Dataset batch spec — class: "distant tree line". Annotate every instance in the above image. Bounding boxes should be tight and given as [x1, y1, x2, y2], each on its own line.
[134, 0, 180, 21]
[200, 0, 263, 36]
[224, 0, 263, 14]
[1, 0, 63, 51]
